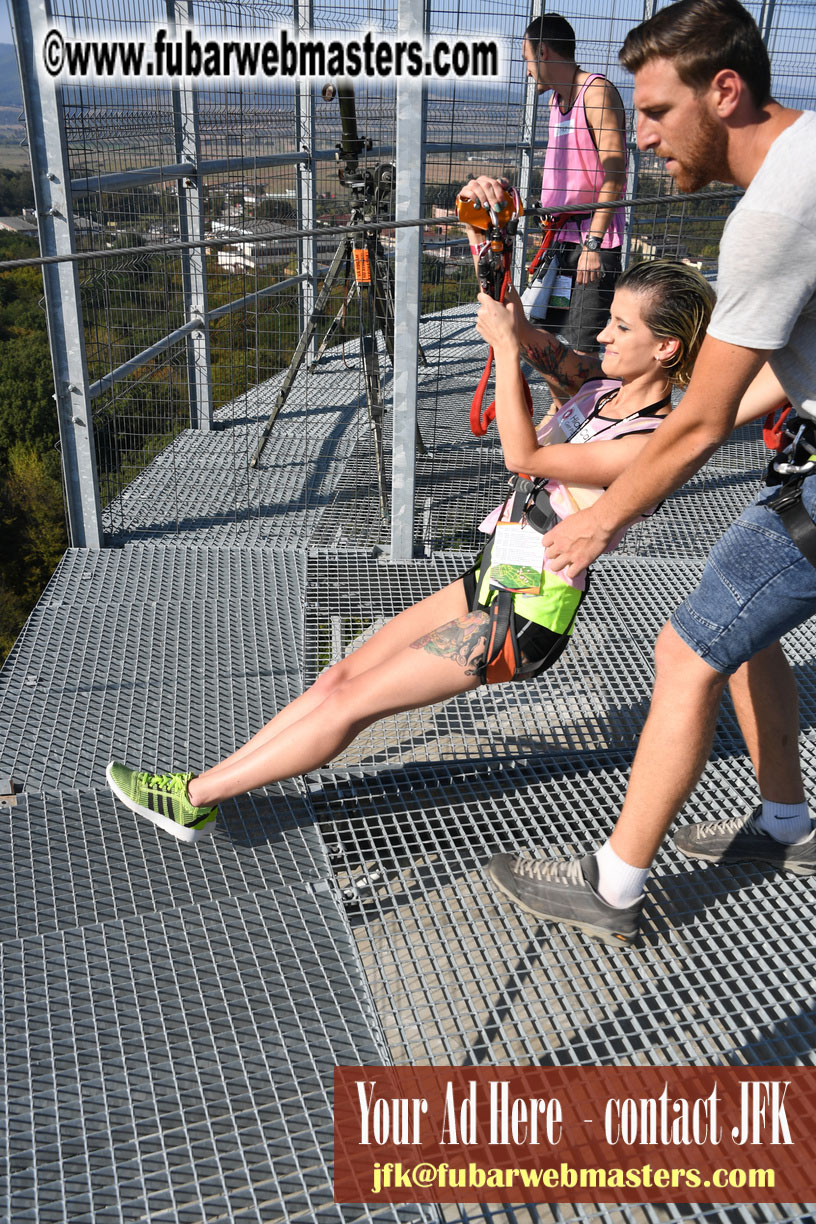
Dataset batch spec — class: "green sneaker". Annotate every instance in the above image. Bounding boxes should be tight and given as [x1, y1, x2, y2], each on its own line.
[106, 760, 217, 844]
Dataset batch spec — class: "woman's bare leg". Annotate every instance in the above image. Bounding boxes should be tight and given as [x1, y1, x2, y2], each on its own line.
[188, 605, 488, 806]
[201, 577, 471, 781]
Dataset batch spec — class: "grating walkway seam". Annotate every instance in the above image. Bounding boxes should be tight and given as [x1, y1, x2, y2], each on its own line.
[0, 786, 334, 944]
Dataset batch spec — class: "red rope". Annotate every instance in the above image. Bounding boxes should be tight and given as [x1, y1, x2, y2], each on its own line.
[470, 213, 568, 437]
[763, 403, 793, 451]
[470, 267, 534, 436]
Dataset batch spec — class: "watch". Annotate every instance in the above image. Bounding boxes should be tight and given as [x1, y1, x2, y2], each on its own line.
[583, 235, 602, 252]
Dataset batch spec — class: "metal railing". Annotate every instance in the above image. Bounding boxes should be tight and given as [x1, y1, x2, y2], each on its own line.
[6, 0, 811, 557]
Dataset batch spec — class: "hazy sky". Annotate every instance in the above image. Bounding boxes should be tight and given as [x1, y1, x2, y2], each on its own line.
[1, 2, 813, 108]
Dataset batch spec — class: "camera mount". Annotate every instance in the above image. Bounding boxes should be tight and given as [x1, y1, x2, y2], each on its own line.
[250, 81, 425, 513]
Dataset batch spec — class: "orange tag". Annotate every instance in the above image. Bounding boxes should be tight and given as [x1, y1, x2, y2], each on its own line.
[353, 248, 371, 283]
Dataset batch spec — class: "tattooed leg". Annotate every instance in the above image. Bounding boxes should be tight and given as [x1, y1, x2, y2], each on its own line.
[411, 610, 491, 678]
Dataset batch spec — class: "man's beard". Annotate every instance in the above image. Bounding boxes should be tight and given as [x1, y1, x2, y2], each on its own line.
[667, 107, 729, 193]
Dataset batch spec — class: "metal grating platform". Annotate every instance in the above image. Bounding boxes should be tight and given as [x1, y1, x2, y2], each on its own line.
[1, 871, 431, 1224]
[310, 748, 816, 1068]
[101, 355, 380, 548]
[620, 468, 764, 561]
[95, 310, 543, 553]
[0, 788, 330, 943]
[702, 418, 767, 474]
[438, 1202, 810, 1224]
[3, 294, 816, 1221]
[0, 547, 306, 793]
[305, 549, 809, 767]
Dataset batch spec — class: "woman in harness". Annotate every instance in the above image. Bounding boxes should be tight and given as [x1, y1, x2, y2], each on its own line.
[106, 259, 716, 843]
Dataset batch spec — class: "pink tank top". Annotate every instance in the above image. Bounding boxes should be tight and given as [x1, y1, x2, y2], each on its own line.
[539, 74, 626, 248]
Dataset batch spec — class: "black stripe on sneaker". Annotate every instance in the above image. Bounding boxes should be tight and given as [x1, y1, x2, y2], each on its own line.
[188, 808, 215, 827]
[148, 789, 169, 820]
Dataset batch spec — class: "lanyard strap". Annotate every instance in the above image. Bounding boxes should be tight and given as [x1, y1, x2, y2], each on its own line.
[565, 387, 671, 443]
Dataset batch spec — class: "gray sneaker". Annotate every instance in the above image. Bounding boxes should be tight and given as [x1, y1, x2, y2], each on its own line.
[486, 851, 642, 946]
[674, 810, 816, 875]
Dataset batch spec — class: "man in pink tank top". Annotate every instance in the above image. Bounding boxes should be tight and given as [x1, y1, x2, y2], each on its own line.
[461, 15, 628, 367]
[524, 13, 628, 351]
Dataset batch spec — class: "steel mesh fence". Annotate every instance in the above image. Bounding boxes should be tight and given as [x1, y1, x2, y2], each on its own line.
[18, 0, 816, 551]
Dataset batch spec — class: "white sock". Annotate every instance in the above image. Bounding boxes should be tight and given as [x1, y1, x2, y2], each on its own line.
[755, 798, 813, 845]
[594, 840, 650, 909]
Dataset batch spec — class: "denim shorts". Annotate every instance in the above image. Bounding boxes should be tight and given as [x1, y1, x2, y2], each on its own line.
[671, 472, 816, 675]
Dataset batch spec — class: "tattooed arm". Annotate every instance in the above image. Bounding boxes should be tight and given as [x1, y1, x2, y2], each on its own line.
[521, 330, 604, 402]
[477, 292, 645, 482]
[505, 286, 603, 401]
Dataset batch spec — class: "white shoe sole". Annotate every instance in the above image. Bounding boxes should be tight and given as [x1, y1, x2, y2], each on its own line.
[106, 761, 214, 845]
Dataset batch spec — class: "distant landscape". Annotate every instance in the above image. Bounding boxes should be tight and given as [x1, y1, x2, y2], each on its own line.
[0, 45, 25, 169]
[0, 45, 21, 108]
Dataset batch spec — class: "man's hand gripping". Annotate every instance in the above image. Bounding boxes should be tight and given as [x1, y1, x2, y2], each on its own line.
[542, 504, 614, 579]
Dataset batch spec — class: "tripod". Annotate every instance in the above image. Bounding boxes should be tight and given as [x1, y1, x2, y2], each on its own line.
[249, 166, 426, 518]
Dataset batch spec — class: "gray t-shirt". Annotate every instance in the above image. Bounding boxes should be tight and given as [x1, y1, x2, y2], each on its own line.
[707, 110, 816, 422]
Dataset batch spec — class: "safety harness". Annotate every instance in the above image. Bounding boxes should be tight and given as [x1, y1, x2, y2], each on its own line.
[472, 476, 565, 684]
[764, 406, 816, 568]
[471, 386, 672, 684]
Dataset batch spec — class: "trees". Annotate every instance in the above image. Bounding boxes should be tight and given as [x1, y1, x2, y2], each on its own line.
[0, 444, 66, 660]
[0, 168, 34, 216]
[0, 232, 67, 664]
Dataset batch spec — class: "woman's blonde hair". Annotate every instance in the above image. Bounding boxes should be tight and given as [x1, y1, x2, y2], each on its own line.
[617, 258, 716, 388]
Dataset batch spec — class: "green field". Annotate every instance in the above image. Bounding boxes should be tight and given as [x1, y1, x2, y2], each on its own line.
[0, 127, 28, 171]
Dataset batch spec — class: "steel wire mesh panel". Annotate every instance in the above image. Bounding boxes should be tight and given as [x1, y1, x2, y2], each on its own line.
[0, 546, 307, 792]
[29, 0, 812, 555]
[85, 307, 512, 551]
[753, 0, 816, 107]
[44, 0, 755, 552]
[99, 328, 413, 547]
[0, 875, 432, 1224]
[94, 342, 192, 529]
[92, 310, 510, 551]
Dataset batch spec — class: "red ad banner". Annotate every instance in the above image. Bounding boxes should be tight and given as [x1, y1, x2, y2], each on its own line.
[334, 1065, 816, 1205]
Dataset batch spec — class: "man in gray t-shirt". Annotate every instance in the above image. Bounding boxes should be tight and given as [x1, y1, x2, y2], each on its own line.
[709, 110, 816, 419]
[486, 0, 816, 946]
